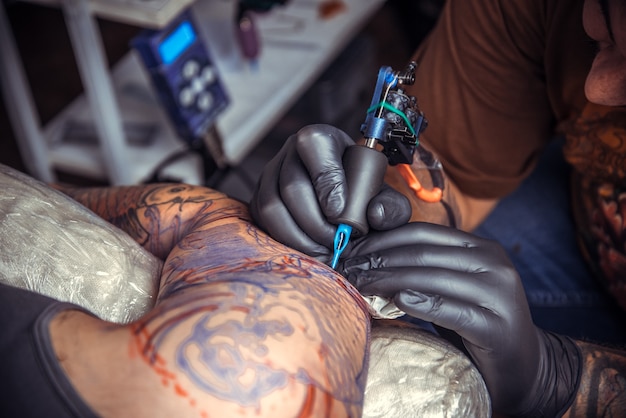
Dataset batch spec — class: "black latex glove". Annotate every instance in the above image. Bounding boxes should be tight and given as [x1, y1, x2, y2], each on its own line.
[250, 124, 411, 260]
[340, 222, 582, 417]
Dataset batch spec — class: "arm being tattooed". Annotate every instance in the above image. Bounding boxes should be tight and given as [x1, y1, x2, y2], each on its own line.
[563, 341, 626, 417]
[48, 184, 372, 418]
[52, 183, 247, 260]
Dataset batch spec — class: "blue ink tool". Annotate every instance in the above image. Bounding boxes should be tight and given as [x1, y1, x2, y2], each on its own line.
[329, 61, 428, 270]
[331, 223, 352, 269]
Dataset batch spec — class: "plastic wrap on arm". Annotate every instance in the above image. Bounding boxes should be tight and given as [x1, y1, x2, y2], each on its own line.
[364, 320, 491, 417]
[0, 164, 162, 324]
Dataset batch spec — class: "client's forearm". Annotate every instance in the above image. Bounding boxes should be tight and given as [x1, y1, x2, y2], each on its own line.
[562, 340, 626, 417]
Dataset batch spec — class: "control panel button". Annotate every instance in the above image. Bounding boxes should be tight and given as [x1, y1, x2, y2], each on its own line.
[201, 66, 216, 84]
[182, 59, 200, 80]
[179, 87, 194, 107]
[197, 92, 213, 111]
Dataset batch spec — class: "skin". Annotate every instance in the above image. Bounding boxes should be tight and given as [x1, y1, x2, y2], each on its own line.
[563, 3, 626, 415]
[49, 184, 371, 417]
[563, 342, 626, 417]
[43, 1, 625, 416]
[389, 0, 626, 415]
[386, 0, 625, 233]
[384, 165, 497, 231]
[583, 0, 626, 106]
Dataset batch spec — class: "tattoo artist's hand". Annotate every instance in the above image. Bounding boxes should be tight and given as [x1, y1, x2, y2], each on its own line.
[340, 223, 582, 417]
[250, 124, 411, 260]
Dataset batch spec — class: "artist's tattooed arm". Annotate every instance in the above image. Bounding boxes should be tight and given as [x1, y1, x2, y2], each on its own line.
[53, 183, 249, 259]
[562, 341, 626, 417]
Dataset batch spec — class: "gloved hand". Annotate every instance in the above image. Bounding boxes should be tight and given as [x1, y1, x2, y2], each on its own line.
[340, 222, 582, 417]
[250, 124, 411, 260]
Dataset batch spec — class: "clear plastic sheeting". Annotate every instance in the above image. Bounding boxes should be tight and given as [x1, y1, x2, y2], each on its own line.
[364, 320, 492, 418]
[362, 295, 405, 319]
[0, 164, 162, 324]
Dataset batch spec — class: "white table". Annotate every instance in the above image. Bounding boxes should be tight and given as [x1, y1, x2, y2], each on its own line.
[0, 0, 385, 185]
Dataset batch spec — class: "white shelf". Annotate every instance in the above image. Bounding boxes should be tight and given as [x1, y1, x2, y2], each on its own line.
[4, 0, 385, 184]
[212, 0, 386, 165]
[43, 52, 203, 183]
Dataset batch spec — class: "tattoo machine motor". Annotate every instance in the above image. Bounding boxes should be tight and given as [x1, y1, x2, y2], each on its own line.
[331, 61, 444, 268]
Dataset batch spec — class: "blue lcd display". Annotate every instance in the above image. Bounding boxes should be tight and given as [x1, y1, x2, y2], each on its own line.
[159, 20, 196, 65]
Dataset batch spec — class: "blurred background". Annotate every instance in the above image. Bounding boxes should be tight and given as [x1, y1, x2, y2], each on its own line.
[0, 0, 444, 201]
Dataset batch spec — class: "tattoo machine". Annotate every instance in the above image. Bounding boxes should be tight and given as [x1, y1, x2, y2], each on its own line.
[331, 61, 439, 269]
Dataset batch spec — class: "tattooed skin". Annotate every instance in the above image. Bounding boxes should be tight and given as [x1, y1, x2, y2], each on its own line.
[564, 341, 626, 417]
[559, 96, 626, 418]
[563, 103, 626, 309]
[53, 184, 249, 259]
[54, 183, 371, 417]
[133, 223, 371, 410]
